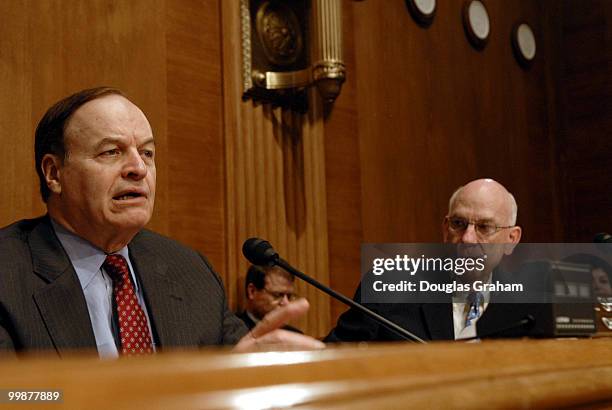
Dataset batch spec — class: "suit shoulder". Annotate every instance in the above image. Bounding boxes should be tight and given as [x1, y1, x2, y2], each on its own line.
[135, 228, 169, 242]
[0, 217, 46, 241]
[0, 217, 48, 260]
[134, 229, 204, 256]
[131, 229, 216, 271]
[0, 218, 48, 279]
[132, 229, 229, 306]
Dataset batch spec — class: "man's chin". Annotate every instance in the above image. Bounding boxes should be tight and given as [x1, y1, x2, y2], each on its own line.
[109, 210, 152, 231]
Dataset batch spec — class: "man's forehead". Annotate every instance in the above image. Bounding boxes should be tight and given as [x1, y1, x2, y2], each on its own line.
[65, 95, 153, 145]
[72, 94, 130, 119]
[265, 272, 294, 287]
[450, 193, 508, 222]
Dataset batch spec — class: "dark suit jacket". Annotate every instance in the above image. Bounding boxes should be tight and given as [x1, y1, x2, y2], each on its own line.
[0, 216, 248, 357]
[325, 270, 538, 342]
[235, 310, 303, 334]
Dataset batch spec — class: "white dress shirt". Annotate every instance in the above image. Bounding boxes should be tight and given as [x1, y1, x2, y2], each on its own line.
[452, 274, 492, 340]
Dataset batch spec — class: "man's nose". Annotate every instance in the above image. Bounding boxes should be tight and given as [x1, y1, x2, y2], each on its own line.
[122, 149, 147, 180]
[278, 294, 290, 306]
[461, 223, 479, 244]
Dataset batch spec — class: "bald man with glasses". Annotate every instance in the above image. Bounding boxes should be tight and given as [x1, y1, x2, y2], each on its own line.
[326, 178, 526, 342]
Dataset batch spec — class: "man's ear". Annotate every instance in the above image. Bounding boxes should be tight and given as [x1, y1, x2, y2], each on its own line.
[509, 226, 522, 244]
[41, 154, 63, 196]
[246, 283, 256, 300]
[442, 216, 450, 243]
[504, 226, 522, 255]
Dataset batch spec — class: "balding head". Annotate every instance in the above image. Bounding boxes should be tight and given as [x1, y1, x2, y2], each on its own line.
[444, 178, 522, 245]
[449, 179, 518, 226]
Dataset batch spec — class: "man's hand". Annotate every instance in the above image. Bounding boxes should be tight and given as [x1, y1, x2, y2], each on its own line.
[233, 298, 325, 352]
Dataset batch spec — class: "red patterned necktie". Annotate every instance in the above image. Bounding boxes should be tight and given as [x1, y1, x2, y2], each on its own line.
[103, 254, 153, 356]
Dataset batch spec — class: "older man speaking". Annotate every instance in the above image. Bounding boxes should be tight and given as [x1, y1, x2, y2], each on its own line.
[0, 87, 323, 357]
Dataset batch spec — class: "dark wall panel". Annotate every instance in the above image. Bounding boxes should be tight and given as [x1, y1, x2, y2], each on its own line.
[350, 0, 561, 243]
[554, 0, 612, 241]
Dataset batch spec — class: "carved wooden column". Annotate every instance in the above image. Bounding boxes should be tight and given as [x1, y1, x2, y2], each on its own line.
[221, 1, 331, 337]
[312, 0, 345, 101]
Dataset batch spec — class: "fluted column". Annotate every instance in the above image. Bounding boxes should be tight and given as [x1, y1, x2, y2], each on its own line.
[312, 0, 345, 102]
[222, 0, 331, 337]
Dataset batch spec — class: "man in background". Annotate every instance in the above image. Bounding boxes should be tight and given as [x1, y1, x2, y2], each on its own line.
[0, 87, 322, 357]
[237, 265, 302, 333]
[326, 178, 524, 342]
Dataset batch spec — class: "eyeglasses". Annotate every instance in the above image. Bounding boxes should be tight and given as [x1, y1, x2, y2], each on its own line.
[262, 288, 297, 301]
[446, 216, 514, 237]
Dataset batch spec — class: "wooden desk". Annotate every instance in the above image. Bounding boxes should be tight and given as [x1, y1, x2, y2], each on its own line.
[1, 339, 611, 409]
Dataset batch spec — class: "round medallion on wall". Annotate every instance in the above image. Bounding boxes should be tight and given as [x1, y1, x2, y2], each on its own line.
[406, 0, 436, 27]
[512, 23, 537, 68]
[256, 1, 303, 67]
[462, 0, 490, 50]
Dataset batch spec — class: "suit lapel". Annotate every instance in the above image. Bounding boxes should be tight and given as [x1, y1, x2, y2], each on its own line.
[30, 217, 96, 355]
[129, 235, 190, 348]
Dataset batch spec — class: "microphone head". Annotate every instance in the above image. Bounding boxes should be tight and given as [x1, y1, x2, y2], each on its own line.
[594, 232, 612, 243]
[242, 238, 279, 266]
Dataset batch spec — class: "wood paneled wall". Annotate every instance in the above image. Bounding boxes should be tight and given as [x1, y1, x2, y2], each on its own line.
[165, 0, 227, 278]
[323, 0, 364, 322]
[0, 0, 169, 228]
[551, 0, 612, 241]
[352, 0, 561, 243]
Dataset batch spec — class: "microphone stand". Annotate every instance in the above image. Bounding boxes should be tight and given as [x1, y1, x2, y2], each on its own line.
[275, 258, 427, 344]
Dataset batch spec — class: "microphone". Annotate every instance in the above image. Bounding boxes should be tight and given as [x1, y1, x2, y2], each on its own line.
[242, 238, 280, 265]
[594, 233, 612, 243]
[242, 237, 427, 344]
